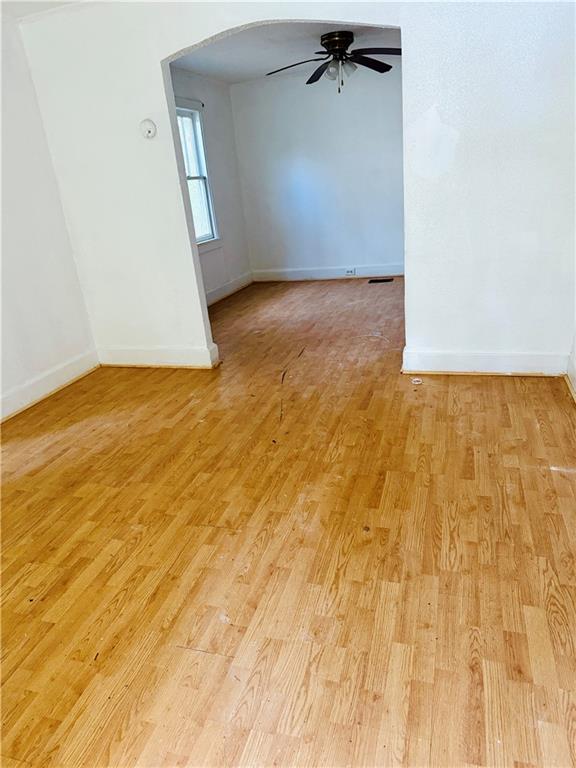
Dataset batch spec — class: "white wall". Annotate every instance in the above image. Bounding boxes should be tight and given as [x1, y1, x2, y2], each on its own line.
[1, 6, 97, 419]
[19, 2, 575, 376]
[569, 282, 576, 392]
[401, 2, 574, 376]
[571, 225, 576, 393]
[171, 67, 252, 305]
[230, 63, 404, 280]
[18, 3, 218, 370]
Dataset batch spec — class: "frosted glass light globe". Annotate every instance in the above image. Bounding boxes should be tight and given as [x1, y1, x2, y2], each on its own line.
[325, 60, 339, 80]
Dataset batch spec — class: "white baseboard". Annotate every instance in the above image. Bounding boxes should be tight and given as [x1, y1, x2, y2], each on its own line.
[206, 272, 252, 306]
[1, 349, 99, 420]
[402, 348, 569, 376]
[568, 349, 576, 390]
[252, 264, 404, 282]
[98, 343, 219, 369]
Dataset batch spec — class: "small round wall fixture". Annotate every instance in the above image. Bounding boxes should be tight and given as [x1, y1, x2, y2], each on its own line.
[140, 119, 157, 139]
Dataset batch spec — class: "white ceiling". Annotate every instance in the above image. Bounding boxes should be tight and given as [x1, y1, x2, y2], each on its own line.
[172, 21, 401, 84]
[2, 1, 78, 20]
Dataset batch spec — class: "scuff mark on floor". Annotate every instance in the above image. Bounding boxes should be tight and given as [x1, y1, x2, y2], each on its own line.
[278, 346, 306, 424]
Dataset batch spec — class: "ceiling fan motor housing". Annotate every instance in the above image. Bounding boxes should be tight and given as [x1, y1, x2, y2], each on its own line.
[321, 31, 354, 58]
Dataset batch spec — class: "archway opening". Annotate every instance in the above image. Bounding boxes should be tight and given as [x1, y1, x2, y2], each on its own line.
[162, 20, 406, 371]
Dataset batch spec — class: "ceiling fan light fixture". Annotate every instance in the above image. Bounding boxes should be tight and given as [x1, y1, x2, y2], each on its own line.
[342, 60, 357, 77]
[325, 60, 339, 80]
[265, 30, 401, 87]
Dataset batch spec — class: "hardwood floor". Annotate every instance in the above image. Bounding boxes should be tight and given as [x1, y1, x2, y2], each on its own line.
[2, 278, 576, 767]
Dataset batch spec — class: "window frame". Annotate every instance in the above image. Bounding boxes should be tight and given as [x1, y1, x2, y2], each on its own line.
[175, 103, 219, 246]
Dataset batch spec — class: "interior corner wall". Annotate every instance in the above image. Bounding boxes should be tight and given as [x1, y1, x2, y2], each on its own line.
[230, 65, 404, 281]
[18, 3, 217, 371]
[569, 288, 576, 392]
[1, 8, 97, 419]
[170, 67, 252, 305]
[571, 234, 576, 391]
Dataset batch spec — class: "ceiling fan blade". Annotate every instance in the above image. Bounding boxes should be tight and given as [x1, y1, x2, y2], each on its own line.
[351, 47, 402, 56]
[306, 59, 333, 84]
[266, 57, 329, 76]
[347, 54, 393, 74]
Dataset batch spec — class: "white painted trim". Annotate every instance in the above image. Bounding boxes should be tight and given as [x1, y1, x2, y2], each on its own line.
[1, 349, 98, 419]
[206, 272, 253, 306]
[251, 265, 404, 282]
[198, 238, 222, 254]
[565, 375, 576, 405]
[98, 343, 219, 368]
[568, 348, 576, 390]
[175, 96, 205, 111]
[402, 348, 569, 376]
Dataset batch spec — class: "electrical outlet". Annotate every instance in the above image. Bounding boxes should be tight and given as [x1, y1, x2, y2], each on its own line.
[345, 268, 356, 276]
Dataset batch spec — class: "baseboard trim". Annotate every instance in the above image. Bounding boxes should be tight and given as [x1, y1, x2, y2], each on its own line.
[564, 374, 576, 405]
[1, 350, 99, 421]
[402, 349, 569, 376]
[567, 352, 576, 396]
[252, 265, 404, 282]
[206, 272, 253, 306]
[98, 343, 220, 369]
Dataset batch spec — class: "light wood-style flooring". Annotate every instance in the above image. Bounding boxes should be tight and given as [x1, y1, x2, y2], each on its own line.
[2, 278, 576, 767]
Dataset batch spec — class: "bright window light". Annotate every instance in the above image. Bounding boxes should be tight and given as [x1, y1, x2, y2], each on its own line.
[176, 108, 217, 243]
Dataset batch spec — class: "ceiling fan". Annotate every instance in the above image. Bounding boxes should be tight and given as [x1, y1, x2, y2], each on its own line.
[266, 31, 401, 92]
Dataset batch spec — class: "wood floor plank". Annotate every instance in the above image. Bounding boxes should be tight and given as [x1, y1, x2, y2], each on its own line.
[2, 278, 576, 766]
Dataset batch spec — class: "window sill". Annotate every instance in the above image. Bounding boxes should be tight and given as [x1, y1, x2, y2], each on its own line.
[197, 238, 222, 254]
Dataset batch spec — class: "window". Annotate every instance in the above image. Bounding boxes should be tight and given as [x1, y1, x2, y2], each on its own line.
[176, 107, 217, 243]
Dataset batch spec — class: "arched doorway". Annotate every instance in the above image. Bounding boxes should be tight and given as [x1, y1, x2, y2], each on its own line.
[161, 19, 406, 368]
